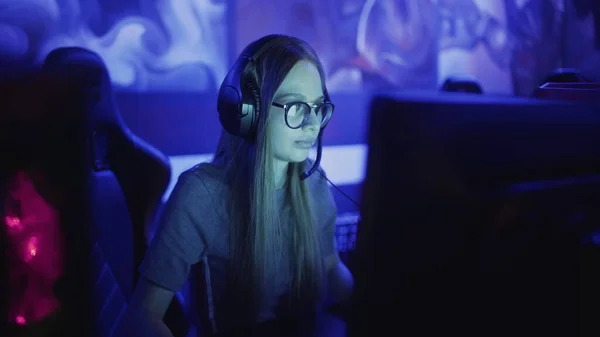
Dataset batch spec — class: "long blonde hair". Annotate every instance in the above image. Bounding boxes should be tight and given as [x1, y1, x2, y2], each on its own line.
[212, 35, 329, 323]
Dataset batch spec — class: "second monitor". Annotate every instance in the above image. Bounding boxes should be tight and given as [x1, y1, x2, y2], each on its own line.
[351, 93, 600, 336]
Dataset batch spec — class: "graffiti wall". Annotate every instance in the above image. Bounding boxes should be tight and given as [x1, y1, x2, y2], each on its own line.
[0, 0, 229, 92]
[1, 0, 595, 95]
[1, 0, 598, 214]
[565, 0, 600, 81]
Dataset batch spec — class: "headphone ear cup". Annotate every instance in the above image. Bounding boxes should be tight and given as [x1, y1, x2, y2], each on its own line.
[219, 37, 282, 138]
[240, 80, 261, 138]
[248, 82, 260, 132]
[218, 58, 248, 137]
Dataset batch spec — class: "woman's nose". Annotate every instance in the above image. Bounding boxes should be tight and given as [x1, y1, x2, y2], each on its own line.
[303, 112, 320, 131]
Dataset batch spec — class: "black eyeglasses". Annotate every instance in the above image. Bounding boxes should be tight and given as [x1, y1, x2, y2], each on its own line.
[271, 100, 334, 129]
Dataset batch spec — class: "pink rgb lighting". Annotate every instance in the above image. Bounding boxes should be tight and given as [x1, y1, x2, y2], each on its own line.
[3, 170, 65, 325]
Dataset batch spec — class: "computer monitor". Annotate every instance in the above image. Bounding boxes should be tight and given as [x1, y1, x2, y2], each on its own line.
[535, 82, 600, 101]
[350, 93, 600, 336]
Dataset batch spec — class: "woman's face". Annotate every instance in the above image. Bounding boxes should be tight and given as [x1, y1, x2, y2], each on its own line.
[268, 60, 324, 163]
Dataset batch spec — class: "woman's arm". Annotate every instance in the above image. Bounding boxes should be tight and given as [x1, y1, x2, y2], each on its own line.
[313, 168, 355, 305]
[115, 170, 212, 336]
[114, 278, 175, 337]
[325, 243, 354, 305]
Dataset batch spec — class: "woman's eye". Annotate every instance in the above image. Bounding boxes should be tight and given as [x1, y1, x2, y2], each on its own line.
[288, 104, 302, 116]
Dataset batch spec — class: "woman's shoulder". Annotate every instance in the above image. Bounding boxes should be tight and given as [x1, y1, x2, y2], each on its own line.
[184, 162, 226, 186]
[171, 162, 228, 203]
[168, 162, 230, 232]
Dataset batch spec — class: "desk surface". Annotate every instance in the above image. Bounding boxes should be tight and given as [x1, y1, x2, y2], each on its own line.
[210, 311, 347, 337]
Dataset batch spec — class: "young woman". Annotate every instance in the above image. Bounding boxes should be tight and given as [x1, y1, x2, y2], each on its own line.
[117, 34, 353, 337]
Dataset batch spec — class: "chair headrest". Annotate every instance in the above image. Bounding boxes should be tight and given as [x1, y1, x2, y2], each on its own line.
[440, 76, 483, 94]
[543, 68, 588, 84]
[41, 47, 123, 131]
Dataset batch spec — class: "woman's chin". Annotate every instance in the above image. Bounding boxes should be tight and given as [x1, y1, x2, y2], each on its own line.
[275, 148, 311, 163]
[290, 149, 311, 162]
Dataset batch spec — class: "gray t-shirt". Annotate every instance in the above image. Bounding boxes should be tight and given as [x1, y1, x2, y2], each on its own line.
[138, 163, 337, 333]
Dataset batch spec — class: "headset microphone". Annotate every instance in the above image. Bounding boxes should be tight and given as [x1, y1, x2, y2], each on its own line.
[308, 130, 360, 208]
[300, 130, 323, 180]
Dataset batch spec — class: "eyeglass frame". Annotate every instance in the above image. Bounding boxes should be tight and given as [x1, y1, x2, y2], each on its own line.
[271, 100, 335, 129]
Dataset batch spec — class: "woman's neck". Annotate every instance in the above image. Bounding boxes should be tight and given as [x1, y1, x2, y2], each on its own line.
[273, 159, 289, 189]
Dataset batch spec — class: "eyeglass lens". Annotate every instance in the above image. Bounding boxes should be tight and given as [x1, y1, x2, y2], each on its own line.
[285, 102, 333, 128]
